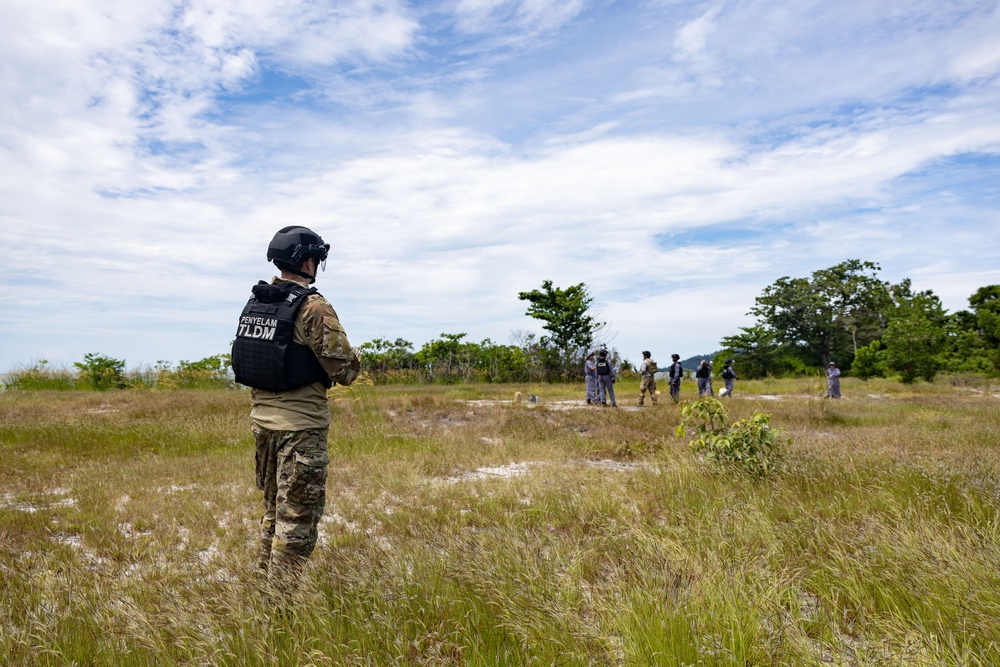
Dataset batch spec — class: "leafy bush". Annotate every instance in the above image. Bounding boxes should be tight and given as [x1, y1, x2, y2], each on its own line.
[139, 356, 234, 390]
[675, 397, 785, 477]
[74, 353, 126, 391]
[173, 354, 233, 389]
[851, 340, 887, 380]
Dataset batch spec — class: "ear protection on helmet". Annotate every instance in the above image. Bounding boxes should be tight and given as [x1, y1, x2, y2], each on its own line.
[267, 226, 330, 266]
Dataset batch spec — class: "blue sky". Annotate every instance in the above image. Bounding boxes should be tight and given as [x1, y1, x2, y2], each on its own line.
[2, 0, 999, 372]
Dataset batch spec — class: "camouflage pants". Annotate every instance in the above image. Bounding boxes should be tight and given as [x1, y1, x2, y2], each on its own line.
[638, 376, 658, 405]
[254, 426, 329, 574]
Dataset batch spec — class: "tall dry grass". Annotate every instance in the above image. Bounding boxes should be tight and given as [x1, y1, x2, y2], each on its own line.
[1, 378, 999, 665]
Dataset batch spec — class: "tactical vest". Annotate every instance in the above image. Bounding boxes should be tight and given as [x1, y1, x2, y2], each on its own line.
[231, 281, 332, 392]
[596, 358, 612, 375]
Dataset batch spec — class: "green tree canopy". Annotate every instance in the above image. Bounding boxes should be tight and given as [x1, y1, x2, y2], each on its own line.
[749, 259, 892, 368]
[941, 285, 1000, 374]
[880, 279, 948, 382]
[718, 325, 784, 379]
[517, 280, 605, 381]
[517, 280, 603, 353]
[969, 285, 1000, 349]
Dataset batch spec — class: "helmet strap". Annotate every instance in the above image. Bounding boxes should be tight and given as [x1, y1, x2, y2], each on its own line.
[289, 267, 316, 284]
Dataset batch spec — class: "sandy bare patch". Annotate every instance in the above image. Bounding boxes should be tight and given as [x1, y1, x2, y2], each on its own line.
[584, 459, 654, 472]
[463, 398, 644, 412]
[446, 461, 537, 483]
[2, 488, 77, 513]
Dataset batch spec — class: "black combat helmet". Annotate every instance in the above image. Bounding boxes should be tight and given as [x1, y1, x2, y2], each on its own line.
[267, 226, 330, 267]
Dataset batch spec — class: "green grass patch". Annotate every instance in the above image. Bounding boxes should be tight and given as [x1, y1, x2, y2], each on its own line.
[1, 380, 999, 664]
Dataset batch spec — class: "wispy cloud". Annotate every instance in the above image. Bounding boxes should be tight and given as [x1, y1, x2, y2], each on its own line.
[452, 0, 585, 38]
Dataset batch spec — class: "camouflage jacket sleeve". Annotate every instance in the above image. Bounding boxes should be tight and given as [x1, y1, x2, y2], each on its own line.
[298, 294, 361, 386]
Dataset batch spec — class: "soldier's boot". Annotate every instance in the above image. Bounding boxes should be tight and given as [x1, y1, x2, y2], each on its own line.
[269, 548, 308, 589]
[257, 537, 273, 574]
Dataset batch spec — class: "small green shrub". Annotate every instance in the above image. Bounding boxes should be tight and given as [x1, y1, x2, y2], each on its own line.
[171, 354, 233, 389]
[852, 340, 887, 380]
[676, 397, 786, 477]
[73, 353, 126, 391]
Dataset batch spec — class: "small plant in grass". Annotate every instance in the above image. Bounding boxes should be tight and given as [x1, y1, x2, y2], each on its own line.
[675, 397, 785, 476]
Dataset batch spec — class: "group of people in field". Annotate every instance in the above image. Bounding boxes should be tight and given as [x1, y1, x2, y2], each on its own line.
[234, 226, 848, 593]
[583, 351, 739, 407]
[584, 352, 844, 406]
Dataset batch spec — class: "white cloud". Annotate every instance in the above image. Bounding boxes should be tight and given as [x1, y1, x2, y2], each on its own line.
[0, 0, 998, 368]
[673, 6, 719, 61]
[453, 0, 585, 35]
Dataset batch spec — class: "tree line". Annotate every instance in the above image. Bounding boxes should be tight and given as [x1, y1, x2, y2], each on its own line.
[363, 262, 999, 385]
[717, 259, 1000, 382]
[4, 262, 996, 390]
[359, 280, 622, 383]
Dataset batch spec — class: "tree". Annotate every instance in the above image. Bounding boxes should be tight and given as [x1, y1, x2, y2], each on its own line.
[517, 280, 604, 380]
[359, 337, 416, 378]
[517, 280, 603, 351]
[749, 260, 892, 368]
[476, 338, 531, 383]
[414, 333, 479, 383]
[880, 280, 947, 383]
[882, 316, 946, 383]
[970, 285, 1000, 371]
[718, 325, 786, 379]
[941, 285, 1000, 375]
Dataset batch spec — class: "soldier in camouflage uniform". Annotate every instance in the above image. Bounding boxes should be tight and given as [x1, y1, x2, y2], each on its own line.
[232, 226, 361, 582]
[637, 350, 658, 406]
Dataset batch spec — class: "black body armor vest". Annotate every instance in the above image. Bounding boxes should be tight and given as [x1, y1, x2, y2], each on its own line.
[231, 281, 332, 392]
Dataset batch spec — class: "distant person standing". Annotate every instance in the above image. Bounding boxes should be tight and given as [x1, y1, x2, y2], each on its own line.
[637, 350, 658, 407]
[826, 362, 841, 398]
[584, 352, 598, 404]
[667, 354, 683, 403]
[720, 359, 737, 397]
[232, 226, 362, 582]
[595, 349, 617, 407]
[696, 359, 714, 396]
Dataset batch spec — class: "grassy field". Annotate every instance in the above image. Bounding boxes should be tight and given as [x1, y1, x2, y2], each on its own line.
[1, 377, 999, 666]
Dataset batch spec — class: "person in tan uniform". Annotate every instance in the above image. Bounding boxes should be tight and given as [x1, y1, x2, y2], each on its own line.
[232, 226, 361, 579]
[637, 350, 658, 406]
